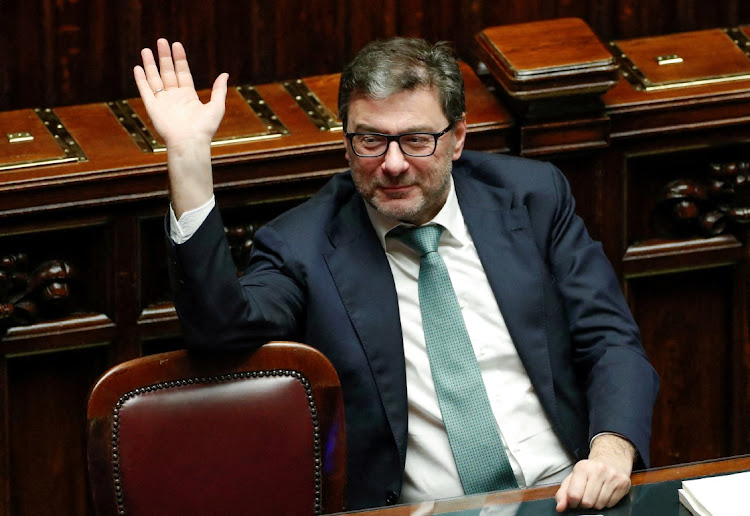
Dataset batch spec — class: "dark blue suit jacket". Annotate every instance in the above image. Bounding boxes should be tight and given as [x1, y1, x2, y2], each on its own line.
[167, 150, 659, 511]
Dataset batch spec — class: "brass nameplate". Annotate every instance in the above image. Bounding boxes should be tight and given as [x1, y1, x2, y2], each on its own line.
[7, 132, 34, 143]
[283, 79, 342, 132]
[0, 109, 87, 172]
[656, 55, 683, 65]
[611, 28, 750, 91]
[109, 86, 289, 153]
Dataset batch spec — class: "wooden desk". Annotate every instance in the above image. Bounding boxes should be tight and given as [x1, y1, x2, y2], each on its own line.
[3, 17, 750, 516]
[338, 455, 750, 514]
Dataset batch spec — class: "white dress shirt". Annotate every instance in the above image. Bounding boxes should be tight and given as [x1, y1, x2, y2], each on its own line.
[365, 178, 573, 503]
[169, 196, 215, 244]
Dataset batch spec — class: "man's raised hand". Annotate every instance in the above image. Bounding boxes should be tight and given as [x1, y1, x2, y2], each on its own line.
[133, 38, 228, 148]
[133, 38, 228, 216]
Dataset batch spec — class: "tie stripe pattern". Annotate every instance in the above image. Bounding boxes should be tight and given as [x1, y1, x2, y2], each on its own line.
[392, 224, 518, 494]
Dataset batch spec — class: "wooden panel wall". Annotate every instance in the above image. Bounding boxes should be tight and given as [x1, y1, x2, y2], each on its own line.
[3, 5, 750, 516]
[3, 0, 750, 111]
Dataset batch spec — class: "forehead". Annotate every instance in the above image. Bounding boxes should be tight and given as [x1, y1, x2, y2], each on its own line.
[346, 87, 447, 132]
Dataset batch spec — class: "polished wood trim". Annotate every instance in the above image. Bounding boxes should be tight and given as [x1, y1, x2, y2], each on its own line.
[623, 236, 743, 278]
[335, 455, 750, 514]
[631, 455, 750, 484]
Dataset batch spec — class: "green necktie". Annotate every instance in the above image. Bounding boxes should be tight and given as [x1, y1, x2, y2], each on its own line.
[392, 224, 518, 494]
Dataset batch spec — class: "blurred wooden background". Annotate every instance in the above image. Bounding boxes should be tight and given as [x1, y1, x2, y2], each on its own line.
[2, 0, 750, 111]
[4, 2, 750, 515]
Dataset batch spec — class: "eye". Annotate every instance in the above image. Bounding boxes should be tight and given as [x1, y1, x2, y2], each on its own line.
[355, 134, 384, 147]
[403, 134, 432, 146]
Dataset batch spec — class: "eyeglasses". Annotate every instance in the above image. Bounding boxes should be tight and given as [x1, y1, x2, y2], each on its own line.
[345, 123, 454, 157]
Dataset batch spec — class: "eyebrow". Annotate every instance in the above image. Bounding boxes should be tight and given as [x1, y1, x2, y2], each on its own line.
[350, 124, 441, 134]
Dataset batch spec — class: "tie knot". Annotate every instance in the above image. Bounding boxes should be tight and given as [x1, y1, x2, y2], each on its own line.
[391, 224, 444, 256]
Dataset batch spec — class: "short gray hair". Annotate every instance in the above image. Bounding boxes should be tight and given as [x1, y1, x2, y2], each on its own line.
[338, 37, 465, 130]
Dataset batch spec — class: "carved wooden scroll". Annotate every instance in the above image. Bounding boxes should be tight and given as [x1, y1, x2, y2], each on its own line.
[0, 253, 76, 332]
[656, 161, 750, 238]
[225, 224, 259, 275]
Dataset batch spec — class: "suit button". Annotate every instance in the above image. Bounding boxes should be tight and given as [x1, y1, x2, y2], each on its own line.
[385, 491, 398, 505]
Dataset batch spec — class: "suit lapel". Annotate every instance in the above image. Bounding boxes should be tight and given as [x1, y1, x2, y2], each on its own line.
[323, 193, 409, 464]
[454, 171, 560, 428]
[320, 163, 561, 464]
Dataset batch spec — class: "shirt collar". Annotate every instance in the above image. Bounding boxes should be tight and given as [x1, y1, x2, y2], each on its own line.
[365, 176, 468, 249]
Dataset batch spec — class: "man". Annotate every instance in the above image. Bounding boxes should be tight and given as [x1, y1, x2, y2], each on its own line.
[134, 37, 659, 512]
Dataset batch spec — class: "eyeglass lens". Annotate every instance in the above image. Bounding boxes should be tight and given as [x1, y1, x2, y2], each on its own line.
[352, 133, 436, 157]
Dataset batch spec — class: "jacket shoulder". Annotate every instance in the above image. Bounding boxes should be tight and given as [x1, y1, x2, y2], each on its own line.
[455, 150, 568, 207]
[265, 171, 357, 234]
[456, 150, 560, 187]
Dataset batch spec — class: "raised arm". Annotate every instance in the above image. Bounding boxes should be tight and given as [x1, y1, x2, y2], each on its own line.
[133, 38, 228, 218]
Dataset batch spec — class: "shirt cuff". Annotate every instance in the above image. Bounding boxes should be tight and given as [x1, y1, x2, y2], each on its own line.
[590, 432, 627, 446]
[169, 196, 215, 244]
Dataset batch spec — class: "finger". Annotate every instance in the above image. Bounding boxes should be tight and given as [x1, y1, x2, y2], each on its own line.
[156, 38, 178, 89]
[567, 469, 591, 508]
[554, 475, 571, 512]
[597, 481, 618, 509]
[133, 65, 156, 104]
[172, 41, 195, 90]
[579, 478, 604, 509]
[603, 475, 631, 508]
[140, 47, 164, 92]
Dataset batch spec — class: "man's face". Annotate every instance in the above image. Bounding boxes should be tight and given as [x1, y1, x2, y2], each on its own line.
[344, 87, 466, 226]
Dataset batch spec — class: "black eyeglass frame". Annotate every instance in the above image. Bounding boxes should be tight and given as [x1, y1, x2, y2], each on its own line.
[344, 122, 454, 158]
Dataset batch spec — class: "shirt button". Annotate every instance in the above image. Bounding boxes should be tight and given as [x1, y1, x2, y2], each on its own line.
[385, 491, 398, 505]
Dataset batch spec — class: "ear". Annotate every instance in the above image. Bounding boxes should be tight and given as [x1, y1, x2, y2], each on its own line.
[451, 116, 467, 160]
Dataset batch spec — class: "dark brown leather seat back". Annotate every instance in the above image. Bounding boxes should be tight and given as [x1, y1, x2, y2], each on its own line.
[86, 342, 346, 515]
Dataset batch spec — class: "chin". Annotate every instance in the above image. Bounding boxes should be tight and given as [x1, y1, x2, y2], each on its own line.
[377, 203, 425, 224]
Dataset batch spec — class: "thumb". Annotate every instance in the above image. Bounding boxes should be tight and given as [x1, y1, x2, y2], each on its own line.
[209, 72, 229, 108]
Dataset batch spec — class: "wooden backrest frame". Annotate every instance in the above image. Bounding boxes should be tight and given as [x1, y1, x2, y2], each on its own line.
[86, 342, 346, 515]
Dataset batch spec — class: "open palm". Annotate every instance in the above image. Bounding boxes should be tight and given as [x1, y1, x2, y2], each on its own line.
[133, 39, 228, 148]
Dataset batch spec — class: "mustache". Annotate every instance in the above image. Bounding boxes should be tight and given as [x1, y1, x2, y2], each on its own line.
[373, 176, 416, 188]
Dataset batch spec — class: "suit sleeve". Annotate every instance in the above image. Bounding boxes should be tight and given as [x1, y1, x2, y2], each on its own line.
[166, 205, 305, 349]
[544, 163, 659, 468]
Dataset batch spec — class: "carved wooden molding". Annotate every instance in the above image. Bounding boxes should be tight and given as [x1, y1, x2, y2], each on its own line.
[225, 224, 259, 274]
[0, 253, 76, 332]
[655, 161, 750, 238]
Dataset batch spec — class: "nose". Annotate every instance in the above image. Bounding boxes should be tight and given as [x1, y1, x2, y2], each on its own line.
[381, 140, 409, 176]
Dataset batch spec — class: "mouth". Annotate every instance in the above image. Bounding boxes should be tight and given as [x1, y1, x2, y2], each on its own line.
[379, 184, 414, 197]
